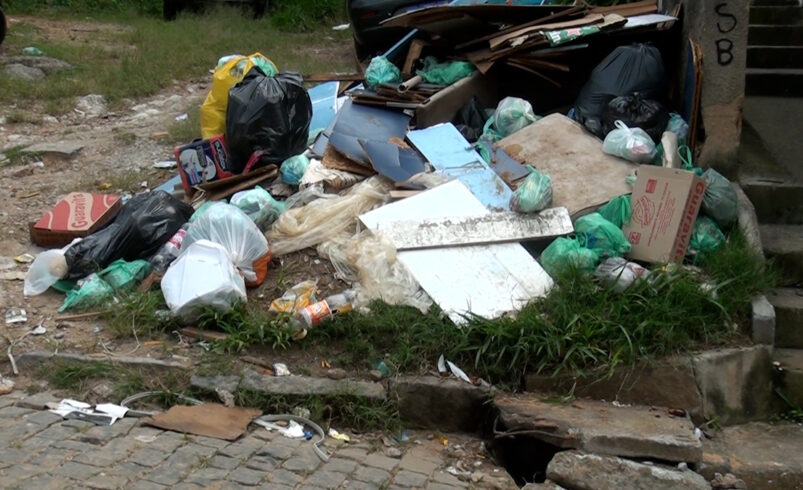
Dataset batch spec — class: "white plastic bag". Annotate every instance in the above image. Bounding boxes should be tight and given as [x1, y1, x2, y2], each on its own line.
[161, 240, 246, 322]
[181, 203, 269, 283]
[593, 257, 650, 292]
[23, 239, 81, 296]
[602, 120, 657, 163]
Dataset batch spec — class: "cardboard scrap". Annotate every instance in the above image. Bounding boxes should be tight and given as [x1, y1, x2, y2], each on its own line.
[31, 192, 122, 247]
[144, 403, 262, 441]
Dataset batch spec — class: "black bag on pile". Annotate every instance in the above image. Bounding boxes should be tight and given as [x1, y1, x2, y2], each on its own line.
[573, 43, 666, 138]
[63, 191, 194, 279]
[453, 96, 488, 143]
[226, 68, 312, 174]
[601, 94, 670, 143]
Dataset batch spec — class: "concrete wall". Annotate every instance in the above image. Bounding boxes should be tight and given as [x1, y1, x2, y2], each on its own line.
[665, 0, 750, 176]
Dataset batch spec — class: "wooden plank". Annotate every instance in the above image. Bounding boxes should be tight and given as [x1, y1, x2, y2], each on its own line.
[180, 327, 229, 342]
[402, 39, 427, 76]
[304, 73, 364, 82]
[359, 181, 553, 325]
[495, 113, 638, 217]
[372, 207, 573, 250]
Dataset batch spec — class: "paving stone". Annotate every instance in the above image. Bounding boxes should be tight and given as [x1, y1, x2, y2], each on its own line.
[354, 466, 392, 485]
[85, 474, 130, 489]
[238, 369, 386, 399]
[342, 481, 380, 490]
[282, 452, 322, 473]
[52, 439, 97, 452]
[256, 443, 295, 461]
[147, 432, 187, 453]
[175, 443, 218, 460]
[393, 470, 429, 488]
[18, 473, 74, 490]
[143, 464, 185, 486]
[229, 466, 266, 485]
[0, 406, 35, 418]
[188, 435, 231, 449]
[219, 435, 264, 459]
[209, 454, 243, 470]
[129, 480, 167, 490]
[363, 453, 400, 471]
[173, 483, 204, 490]
[258, 484, 294, 490]
[37, 424, 83, 441]
[298, 486, 327, 490]
[337, 447, 369, 461]
[128, 426, 164, 439]
[322, 457, 358, 474]
[74, 449, 121, 467]
[185, 467, 232, 484]
[31, 448, 69, 470]
[267, 468, 304, 486]
[78, 418, 138, 445]
[104, 461, 149, 479]
[0, 448, 37, 464]
[19, 435, 52, 450]
[0, 462, 47, 482]
[303, 470, 348, 489]
[17, 391, 61, 410]
[129, 447, 170, 467]
[23, 410, 64, 426]
[52, 461, 101, 479]
[427, 484, 463, 490]
[431, 471, 468, 487]
[399, 453, 439, 475]
[245, 455, 278, 471]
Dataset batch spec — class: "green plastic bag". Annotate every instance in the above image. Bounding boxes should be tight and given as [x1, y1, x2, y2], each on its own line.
[541, 237, 601, 276]
[666, 113, 689, 143]
[688, 216, 726, 257]
[597, 195, 632, 228]
[59, 274, 115, 312]
[416, 56, 475, 85]
[280, 154, 310, 186]
[365, 56, 401, 89]
[701, 168, 737, 228]
[482, 97, 539, 141]
[98, 259, 150, 292]
[510, 166, 552, 213]
[574, 212, 632, 257]
[230, 185, 286, 230]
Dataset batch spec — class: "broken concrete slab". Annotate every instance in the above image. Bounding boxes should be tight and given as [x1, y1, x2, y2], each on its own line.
[15, 351, 190, 371]
[189, 375, 241, 395]
[751, 295, 776, 345]
[704, 422, 803, 490]
[4, 55, 74, 74]
[692, 345, 773, 425]
[494, 394, 702, 463]
[546, 451, 710, 490]
[4, 63, 46, 81]
[390, 376, 493, 432]
[75, 94, 108, 118]
[21, 142, 84, 160]
[234, 369, 386, 400]
[767, 288, 803, 349]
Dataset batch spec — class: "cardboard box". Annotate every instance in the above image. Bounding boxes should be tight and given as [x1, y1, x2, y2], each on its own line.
[175, 134, 232, 194]
[622, 166, 706, 263]
[31, 193, 122, 247]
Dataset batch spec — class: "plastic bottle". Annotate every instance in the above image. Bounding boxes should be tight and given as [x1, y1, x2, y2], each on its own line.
[292, 289, 357, 329]
[149, 224, 189, 275]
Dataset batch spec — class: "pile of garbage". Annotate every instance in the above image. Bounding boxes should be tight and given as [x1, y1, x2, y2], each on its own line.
[23, 0, 740, 334]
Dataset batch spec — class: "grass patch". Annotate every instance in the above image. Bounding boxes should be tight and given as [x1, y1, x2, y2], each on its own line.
[42, 360, 113, 391]
[166, 105, 201, 144]
[269, 0, 346, 32]
[104, 290, 175, 338]
[773, 389, 803, 423]
[1, 145, 41, 166]
[197, 305, 295, 353]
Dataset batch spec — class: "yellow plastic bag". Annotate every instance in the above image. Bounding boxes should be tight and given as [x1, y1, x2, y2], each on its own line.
[200, 53, 278, 139]
[269, 280, 318, 314]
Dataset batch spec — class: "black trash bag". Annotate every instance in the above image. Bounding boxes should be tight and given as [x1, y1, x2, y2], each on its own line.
[453, 96, 487, 143]
[573, 43, 666, 138]
[601, 94, 670, 143]
[226, 68, 312, 174]
[63, 191, 194, 279]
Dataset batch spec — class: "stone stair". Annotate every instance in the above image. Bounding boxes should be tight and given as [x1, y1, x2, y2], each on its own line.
[747, 0, 803, 96]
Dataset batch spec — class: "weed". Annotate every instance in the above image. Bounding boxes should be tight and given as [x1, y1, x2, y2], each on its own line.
[104, 290, 174, 339]
[195, 351, 242, 377]
[2, 145, 41, 166]
[773, 389, 803, 423]
[198, 305, 294, 353]
[113, 131, 137, 146]
[269, 0, 345, 32]
[43, 360, 113, 391]
[6, 110, 42, 125]
[166, 106, 201, 144]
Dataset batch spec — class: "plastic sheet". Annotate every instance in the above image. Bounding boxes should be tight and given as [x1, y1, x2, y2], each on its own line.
[540, 237, 601, 276]
[161, 240, 247, 322]
[226, 69, 312, 173]
[574, 212, 631, 257]
[701, 168, 738, 228]
[602, 120, 657, 164]
[182, 203, 270, 285]
[268, 176, 391, 256]
[416, 57, 475, 85]
[230, 186, 285, 230]
[200, 53, 278, 139]
[510, 166, 552, 213]
[365, 56, 401, 89]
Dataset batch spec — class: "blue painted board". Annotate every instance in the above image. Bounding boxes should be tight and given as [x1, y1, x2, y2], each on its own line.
[308, 81, 339, 135]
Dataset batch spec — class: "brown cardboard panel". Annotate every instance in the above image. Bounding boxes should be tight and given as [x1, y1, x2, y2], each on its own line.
[143, 403, 261, 441]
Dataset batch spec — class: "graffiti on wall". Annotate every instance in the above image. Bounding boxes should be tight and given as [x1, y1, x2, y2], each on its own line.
[715, 2, 738, 66]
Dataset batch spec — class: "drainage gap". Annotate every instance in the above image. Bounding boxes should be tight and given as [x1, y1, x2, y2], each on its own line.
[484, 416, 564, 486]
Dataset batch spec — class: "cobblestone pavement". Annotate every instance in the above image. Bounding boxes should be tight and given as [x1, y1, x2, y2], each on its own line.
[0, 391, 517, 489]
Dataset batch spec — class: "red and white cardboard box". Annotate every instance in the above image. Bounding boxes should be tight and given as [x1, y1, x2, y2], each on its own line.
[622, 166, 706, 264]
[31, 192, 122, 247]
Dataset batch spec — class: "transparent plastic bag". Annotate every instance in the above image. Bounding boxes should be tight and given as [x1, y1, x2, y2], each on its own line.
[666, 113, 689, 143]
[182, 202, 270, 285]
[540, 237, 601, 276]
[268, 176, 392, 256]
[574, 212, 632, 257]
[602, 120, 657, 163]
[510, 166, 552, 213]
[161, 240, 246, 322]
[59, 273, 115, 313]
[230, 185, 285, 230]
[280, 154, 310, 186]
[482, 97, 538, 141]
[365, 56, 401, 89]
[594, 257, 650, 292]
[24, 248, 69, 296]
[701, 168, 738, 228]
[597, 195, 632, 228]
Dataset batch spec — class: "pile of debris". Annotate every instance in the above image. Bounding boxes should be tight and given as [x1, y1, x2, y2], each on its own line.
[21, 0, 738, 336]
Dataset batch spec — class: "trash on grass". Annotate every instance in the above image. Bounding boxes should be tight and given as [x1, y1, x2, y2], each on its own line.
[574, 212, 631, 257]
[701, 168, 738, 228]
[273, 363, 291, 377]
[269, 280, 318, 314]
[30, 324, 47, 335]
[280, 154, 311, 186]
[59, 273, 115, 313]
[688, 216, 726, 257]
[5, 308, 27, 324]
[328, 428, 351, 442]
[229, 185, 285, 230]
[594, 257, 650, 292]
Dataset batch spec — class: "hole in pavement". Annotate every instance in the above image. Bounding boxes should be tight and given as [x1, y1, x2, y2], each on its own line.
[487, 434, 563, 486]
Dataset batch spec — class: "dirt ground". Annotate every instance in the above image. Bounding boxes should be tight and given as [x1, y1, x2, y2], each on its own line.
[0, 16, 356, 384]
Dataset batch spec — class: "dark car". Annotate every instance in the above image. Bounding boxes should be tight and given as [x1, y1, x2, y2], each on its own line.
[347, 0, 448, 59]
[0, 1, 6, 46]
[163, 0, 268, 20]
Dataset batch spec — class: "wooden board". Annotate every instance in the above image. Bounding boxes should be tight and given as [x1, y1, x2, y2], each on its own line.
[322, 146, 375, 177]
[495, 113, 637, 217]
[371, 207, 573, 250]
[359, 180, 553, 325]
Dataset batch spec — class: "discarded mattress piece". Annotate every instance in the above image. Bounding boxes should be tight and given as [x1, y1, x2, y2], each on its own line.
[407, 123, 513, 210]
[143, 403, 262, 441]
[360, 180, 553, 324]
[496, 113, 638, 216]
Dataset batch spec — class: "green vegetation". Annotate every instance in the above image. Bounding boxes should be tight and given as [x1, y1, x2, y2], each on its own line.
[197, 305, 295, 353]
[166, 105, 202, 143]
[104, 290, 175, 338]
[774, 390, 803, 423]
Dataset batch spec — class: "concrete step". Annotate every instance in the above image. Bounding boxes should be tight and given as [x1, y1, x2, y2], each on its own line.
[747, 46, 803, 68]
[750, 5, 803, 25]
[774, 348, 803, 407]
[748, 25, 803, 45]
[760, 224, 803, 284]
[746, 68, 803, 96]
[740, 179, 803, 224]
[701, 422, 803, 490]
[767, 288, 803, 348]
